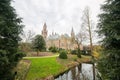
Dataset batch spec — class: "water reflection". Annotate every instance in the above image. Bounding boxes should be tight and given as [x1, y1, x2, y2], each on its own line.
[55, 63, 94, 80]
[82, 64, 93, 80]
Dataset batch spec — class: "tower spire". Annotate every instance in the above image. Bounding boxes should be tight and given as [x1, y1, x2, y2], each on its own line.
[42, 22, 48, 39]
[71, 27, 75, 43]
[71, 27, 75, 37]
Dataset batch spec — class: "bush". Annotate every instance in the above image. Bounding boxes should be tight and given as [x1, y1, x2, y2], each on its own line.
[49, 46, 58, 53]
[58, 48, 66, 53]
[71, 49, 82, 58]
[48, 46, 53, 51]
[41, 47, 46, 52]
[77, 49, 81, 58]
[81, 50, 91, 55]
[59, 50, 68, 59]
[71, 50, 78, 55]
[15, 51, 26, 61]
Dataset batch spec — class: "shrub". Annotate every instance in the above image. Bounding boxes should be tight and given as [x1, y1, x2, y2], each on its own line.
[15, 51, 26, 60]
[48, 46, 53, 51]
[49, 46, 58, 53]
[58, 48, 65, 53]
[73, 57, 77, 61]
[77, 49, 81, 58]
[67, 50, 71, 54]
[59, 50, 68, 59]
[19, 42, 33, 53]
[71, 49, 82, 58]
[71, 50, 78, 55]
[58, 48, 63, 51]
[81, 50, 91, 55]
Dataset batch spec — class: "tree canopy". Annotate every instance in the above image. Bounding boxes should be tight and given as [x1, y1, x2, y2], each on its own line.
[97, 0, 120, 79]
[32, 35, 46, 55]
[0, 0, 24, 79]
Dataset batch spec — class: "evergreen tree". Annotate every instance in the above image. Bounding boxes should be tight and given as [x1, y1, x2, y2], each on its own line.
[0, 0, 24, 79]
[32, 35, 46, 56]
[97, 0, 120, 79]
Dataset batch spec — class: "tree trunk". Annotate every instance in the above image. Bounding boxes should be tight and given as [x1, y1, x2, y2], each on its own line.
[88, 15, 95, 80]
[92, 63, 96, 80]
[86, 8, 95, 80]
[37, 50, 39, 56]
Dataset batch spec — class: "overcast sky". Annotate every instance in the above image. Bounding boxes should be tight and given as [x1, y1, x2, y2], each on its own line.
[12, 0, 105, 36]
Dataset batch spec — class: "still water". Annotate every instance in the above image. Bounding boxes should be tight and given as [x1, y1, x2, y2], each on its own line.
[55, 63, 96, 80]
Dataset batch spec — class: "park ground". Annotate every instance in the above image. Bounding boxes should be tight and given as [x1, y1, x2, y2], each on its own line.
[15, 53, 92, 80]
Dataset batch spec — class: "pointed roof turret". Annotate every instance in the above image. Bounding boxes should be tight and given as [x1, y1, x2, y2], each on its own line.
[43, 23, 47, 30]
[41, 22, 48, 39]
[71, 27, 75, 37]
[71, 27, 75, 43]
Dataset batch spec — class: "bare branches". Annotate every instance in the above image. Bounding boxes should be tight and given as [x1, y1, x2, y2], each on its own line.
[81, 6, 94, 50]
[76, 29, 87, 45]
[21, 30, 35, 43]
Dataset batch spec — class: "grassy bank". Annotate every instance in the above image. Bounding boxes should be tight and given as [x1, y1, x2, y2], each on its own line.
[15, 60, 31, 80]
[17, 54, 92, 80]
[25, 57, 65, 80]
[57, 55, 92, 68]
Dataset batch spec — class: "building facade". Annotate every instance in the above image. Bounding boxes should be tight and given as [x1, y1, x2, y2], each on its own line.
[41, 23, 82, 50]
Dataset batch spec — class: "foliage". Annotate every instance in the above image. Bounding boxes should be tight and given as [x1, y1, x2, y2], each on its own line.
[15, 60, 30, 80]
[32, 35, 46, 54]
[19, 42, 33, 53]
[84, 50, 91, 55]
[25, 57, 65, 80]
[0, 0, 24, 79]
[93, 45, 103, 52]
[71, 49, 93, 57]
[92, 51, 99, 59]
[97, 0, 120, 79]
[49, 46, 58, 53]
[71, 49, 82, 58]
[71, 50, 78, 55]
[77, 48, 81, 58]
[58, 48, 66, 53]
[59, 50, 68, 59]
[92, 45, 102, 59]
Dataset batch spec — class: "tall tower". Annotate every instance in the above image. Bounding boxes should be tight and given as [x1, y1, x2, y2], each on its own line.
[71, 27, 75, 43]
[42, 23, 48, 39]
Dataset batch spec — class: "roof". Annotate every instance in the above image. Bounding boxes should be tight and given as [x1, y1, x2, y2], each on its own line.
[47, 33, 70, 40]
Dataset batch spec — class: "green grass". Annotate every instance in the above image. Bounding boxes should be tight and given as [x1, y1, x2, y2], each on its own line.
[25, 57, 65, 80]
[23, 54, 92, 80]
[57, 54, 92, 67]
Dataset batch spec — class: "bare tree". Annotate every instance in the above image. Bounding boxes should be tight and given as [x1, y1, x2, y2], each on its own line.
[82, 7, 99, 52]
[19, 30, 35, 52]
[81, 6, 96, 80]
[81, 7, 94, 51]
[76, 28, 86, 49]
[21, 30, 35, 43]
[75, 27, 86, 58]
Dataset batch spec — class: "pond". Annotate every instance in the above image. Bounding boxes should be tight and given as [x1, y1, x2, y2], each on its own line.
[55, 63, 99, 80]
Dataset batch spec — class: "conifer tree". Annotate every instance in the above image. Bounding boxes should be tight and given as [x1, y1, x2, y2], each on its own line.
[97, 0, 120, 79]
[0, 0, 24, 79]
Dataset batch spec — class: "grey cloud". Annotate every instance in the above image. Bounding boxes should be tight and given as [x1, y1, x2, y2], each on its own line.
[12, 0, 105, 36]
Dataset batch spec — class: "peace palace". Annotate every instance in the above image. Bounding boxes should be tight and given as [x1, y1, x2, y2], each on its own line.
[41, 23, 83, 50]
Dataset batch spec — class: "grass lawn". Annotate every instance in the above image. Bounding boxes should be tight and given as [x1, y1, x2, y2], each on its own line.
[25, 57, 65, 80]
[20, 54, 92, 80]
